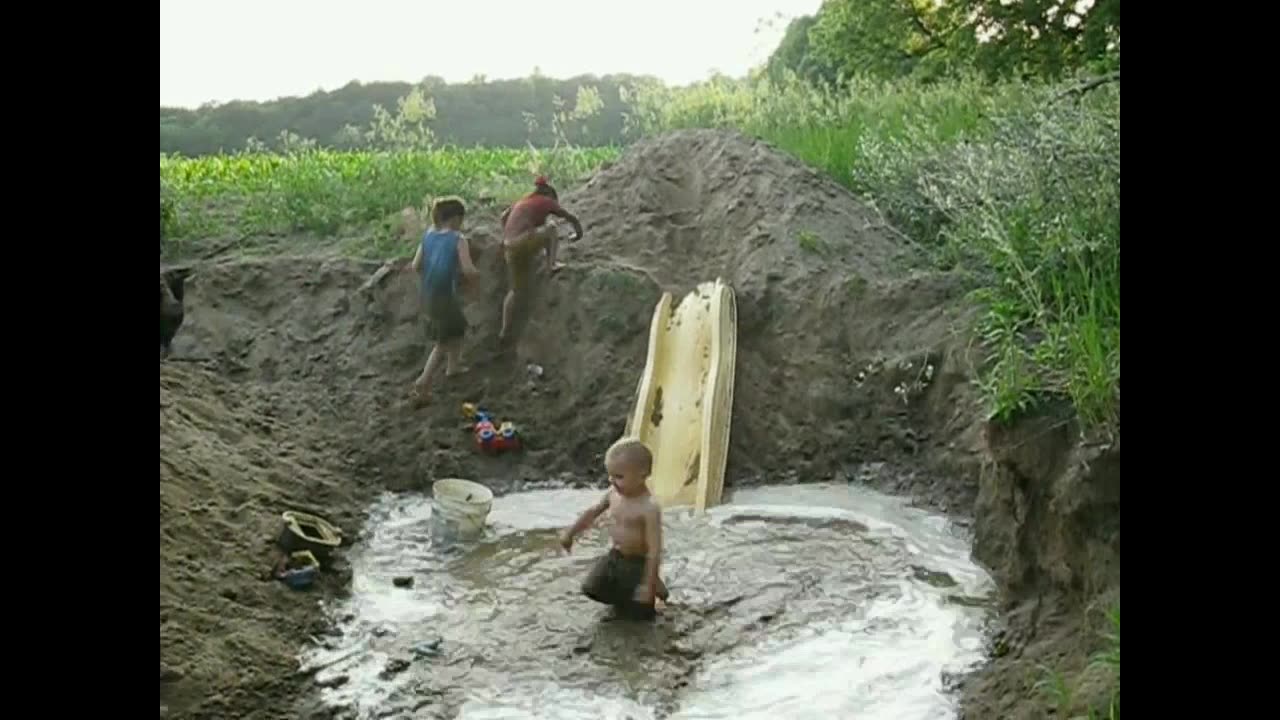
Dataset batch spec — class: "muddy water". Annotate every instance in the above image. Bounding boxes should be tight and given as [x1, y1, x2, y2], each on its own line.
[302, 484, 994, 719]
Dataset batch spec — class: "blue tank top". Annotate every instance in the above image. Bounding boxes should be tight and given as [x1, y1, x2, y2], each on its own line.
[420, 228, 461, 299]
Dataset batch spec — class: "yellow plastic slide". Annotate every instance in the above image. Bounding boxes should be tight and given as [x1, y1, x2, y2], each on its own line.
[624, 279, 738, 512]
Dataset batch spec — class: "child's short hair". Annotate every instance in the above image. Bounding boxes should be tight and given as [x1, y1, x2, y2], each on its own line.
[606, 437, 653, 475]
[431, 196, 467, 226]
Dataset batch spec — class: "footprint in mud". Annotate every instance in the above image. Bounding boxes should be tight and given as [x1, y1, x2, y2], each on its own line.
[909, 565, 958, 588]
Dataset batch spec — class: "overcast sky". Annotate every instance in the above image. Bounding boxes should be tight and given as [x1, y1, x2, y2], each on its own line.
[160, 0, 823, 108]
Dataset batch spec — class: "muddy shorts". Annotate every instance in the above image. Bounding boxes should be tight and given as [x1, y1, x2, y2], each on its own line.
[503, 225, 555, 294]
[424, 294, 467, 342]
[581, 548, 667, 618]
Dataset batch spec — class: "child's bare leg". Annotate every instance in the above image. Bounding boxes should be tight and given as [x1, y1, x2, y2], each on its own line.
[443, 338, 468, 376]
[499, 245, 520, 343]
[545, 231, 563, 273]
[412, 342, 445, 399]
[499, 289, 516, 343]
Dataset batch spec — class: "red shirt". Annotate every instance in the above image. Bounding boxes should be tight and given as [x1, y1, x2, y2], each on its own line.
[503, 194, 562, 239]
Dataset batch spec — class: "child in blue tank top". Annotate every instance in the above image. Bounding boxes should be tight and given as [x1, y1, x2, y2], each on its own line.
[407, 196, 478, 406]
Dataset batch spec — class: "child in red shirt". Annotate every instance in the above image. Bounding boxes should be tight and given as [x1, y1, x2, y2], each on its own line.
[498, 176, 583, 344]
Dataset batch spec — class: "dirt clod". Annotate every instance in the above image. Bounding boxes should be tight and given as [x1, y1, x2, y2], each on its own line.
[379, 658, 411, 679]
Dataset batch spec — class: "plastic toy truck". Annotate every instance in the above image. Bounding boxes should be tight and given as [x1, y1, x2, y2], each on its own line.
[462, 403, 522, 454]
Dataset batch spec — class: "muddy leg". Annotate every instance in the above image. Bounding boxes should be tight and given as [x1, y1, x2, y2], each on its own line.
[545, 231, 563, 274]
[500, 289, 517, 344]
[412, 343, 445, 402]
[445, 343, 460, 374]
[443, 338, 468, 376]
[499, 243, 521, 344]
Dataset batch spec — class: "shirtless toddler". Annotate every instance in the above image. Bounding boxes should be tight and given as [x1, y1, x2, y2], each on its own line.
[560, 438, 669, 618]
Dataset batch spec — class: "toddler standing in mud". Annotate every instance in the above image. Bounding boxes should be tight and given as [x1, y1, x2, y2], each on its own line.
[560, 438, 670, 619]
[406, 196, 479, 406]
[497, 176, 584, 345]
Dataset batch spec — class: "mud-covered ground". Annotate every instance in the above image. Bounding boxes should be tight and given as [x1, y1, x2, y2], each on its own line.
[160, 129, 1119, 719]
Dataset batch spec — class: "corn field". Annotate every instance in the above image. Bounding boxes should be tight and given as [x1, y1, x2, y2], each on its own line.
[159, 146, 619, 243]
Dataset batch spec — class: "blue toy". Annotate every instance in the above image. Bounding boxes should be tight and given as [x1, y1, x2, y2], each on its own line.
[276, 550, 320, 590]
[462, 402, 522, 454]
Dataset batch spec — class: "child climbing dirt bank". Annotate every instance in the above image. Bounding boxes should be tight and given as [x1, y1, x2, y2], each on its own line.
[160, 129, 1118, 719]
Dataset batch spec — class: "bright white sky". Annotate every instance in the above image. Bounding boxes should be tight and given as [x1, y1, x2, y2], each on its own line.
[160, 0, 824, 108]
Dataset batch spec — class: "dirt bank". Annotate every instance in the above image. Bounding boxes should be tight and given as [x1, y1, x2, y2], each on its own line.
[160, 363, 365, 718]
[159, 129, 1118, 719]
[954, 412, 1121, 719]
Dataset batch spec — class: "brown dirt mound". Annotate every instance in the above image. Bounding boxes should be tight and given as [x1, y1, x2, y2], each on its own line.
[160, 129, 1114, 719]
[170, 130, 983, 492]
[160, 364, 367, 718]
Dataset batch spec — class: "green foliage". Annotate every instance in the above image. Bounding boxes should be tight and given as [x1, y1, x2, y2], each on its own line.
[1094, 604, 1120, 672]
[771, 0, 1121, 84]
[970, 0, 1120, 79]
[807, 0, 964, 81]
[161, 80, 615, 257]
[796, 230, 827, 255]
[159, 175, 175, 241]
[159, 145, 619, 248]
[1035, 603, 1120, 719]
[923, 88, 1119, 430]
[160, 74, 649, 156]
[626, 71, 1119, 433]
[362, 86, 437, 150]
[766, 15, 837, 86]
[162, 65, 1119, 434]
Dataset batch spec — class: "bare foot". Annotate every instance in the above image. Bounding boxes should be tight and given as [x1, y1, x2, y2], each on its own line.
[407, 383, 431, 408]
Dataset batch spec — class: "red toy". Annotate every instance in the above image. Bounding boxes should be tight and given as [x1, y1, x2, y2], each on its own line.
[463, 403, 522, 454]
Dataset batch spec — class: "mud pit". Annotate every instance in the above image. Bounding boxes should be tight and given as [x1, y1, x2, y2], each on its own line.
[304, 485, 993, 719]
[161, 130, 1030, 720]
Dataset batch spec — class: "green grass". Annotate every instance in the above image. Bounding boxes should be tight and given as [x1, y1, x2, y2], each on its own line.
[161, 72, 1119, 434]
[627, 72, 1120, 434]
[796, 229, 827, 254]
[1091, 604, 1121, 717]
[1035, 603, 1120, 719]
[159, 145, 620, 255]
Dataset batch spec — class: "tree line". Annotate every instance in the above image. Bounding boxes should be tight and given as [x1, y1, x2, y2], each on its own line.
[159, 0, 1119, 157]
[160, 75, 645, 155]
[766, 0, 1119, 85]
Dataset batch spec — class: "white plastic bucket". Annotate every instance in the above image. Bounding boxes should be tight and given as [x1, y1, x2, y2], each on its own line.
[430, 478, 494, 541]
